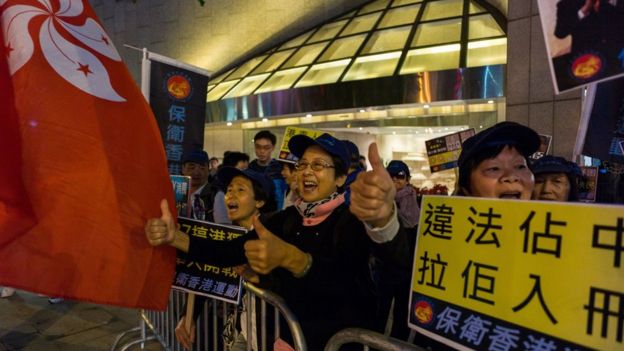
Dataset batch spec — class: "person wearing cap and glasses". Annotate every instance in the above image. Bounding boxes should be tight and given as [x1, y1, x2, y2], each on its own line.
[455, 122, 540, 200]
[146, 133, 410, 350]
[531, 155, 583, 202]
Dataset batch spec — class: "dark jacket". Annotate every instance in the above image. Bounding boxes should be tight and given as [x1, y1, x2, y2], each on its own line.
[187, 204, 411, 350]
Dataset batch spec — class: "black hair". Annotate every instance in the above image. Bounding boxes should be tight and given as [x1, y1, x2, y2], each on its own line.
[566, 173, 580, 201]
[250, 179, 277, 213]
[254, 130, 276, 146]
[456, 143, 528, 196]
[330, 154, 348, 178]
[222, 151, 250, 167]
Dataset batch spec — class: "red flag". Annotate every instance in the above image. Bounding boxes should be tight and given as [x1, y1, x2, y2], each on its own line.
[0, 0, 176, 309]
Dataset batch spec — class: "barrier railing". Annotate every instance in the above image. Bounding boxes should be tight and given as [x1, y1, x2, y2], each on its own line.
[111, 281, 306, 351]
[324, 328, 426, 351]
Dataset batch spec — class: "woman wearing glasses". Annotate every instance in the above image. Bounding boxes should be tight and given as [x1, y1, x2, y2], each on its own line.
[146, 133, 409, 350]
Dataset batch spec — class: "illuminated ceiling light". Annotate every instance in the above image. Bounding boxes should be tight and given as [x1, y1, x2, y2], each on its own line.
[262, 118, 268, 122]
[410, 44, 460, 56]
[226, 122, 232, 126]
[444, 127, 448, 131]
[487, 100, 494, 104]
[423, 104, 430, 109]
[358, 127, 363, 130]
[305, 113, 312, 118]
[467, 38, 507, 49]
[392, 131, 396, 135]
[479, 125, 483, 129]
[359, 109, 365, 113]
[357, 51, 402, 63]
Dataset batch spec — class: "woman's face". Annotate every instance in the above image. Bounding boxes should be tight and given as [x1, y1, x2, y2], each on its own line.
[467, 146, 534, 200]
[533, 172, 570, 201]
[224, 176, 263, 226]
[296, 145, 346, 202]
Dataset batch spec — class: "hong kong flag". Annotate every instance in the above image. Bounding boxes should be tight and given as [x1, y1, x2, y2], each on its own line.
[0, 0, 176, 309]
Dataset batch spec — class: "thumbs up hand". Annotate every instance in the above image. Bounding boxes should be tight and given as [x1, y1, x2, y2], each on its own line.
[349, 142, 396, 228]
[244, 216, 309, 276]
[145, 199, 177, 246]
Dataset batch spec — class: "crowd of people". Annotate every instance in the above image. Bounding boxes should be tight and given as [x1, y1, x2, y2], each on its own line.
[144, 123, 587, 350]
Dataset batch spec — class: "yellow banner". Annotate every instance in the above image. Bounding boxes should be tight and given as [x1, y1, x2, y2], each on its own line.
[278, 126, 329, 163]
[409, 195, 624, 351]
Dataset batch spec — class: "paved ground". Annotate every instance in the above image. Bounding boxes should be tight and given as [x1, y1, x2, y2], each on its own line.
[0, 290, 165, 351]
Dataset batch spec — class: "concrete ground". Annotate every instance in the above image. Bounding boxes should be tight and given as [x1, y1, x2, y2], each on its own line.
[0, 290, 165, 351]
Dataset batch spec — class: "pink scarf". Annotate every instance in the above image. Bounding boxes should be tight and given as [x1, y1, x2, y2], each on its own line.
[295, 192, 345, 226]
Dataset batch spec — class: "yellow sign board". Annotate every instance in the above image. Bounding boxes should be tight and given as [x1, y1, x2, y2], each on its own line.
[278, 126, 329, 163]
[409, 195, 624, 351]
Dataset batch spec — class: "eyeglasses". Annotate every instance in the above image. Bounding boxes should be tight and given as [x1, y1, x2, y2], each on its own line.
[294, 160, 335, 172]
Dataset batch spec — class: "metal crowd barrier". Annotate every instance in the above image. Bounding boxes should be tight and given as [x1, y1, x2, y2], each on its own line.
[324, 328, 426, 351]
[111, 281, 306, 351]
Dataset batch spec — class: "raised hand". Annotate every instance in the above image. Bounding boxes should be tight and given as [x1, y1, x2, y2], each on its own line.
[145, 199, 176, 246]
[174, 316, 196, 350]
[349, 142, 396, 228]
[243, 216, 290, 274]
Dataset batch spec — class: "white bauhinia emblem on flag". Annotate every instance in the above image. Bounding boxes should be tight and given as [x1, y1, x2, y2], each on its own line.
[1, 0, 126, 101]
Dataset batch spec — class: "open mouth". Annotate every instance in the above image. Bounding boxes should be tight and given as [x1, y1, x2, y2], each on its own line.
[499, 192, 521, 199]
[303, 180, 317, 193]
[227, 202, 239, 211]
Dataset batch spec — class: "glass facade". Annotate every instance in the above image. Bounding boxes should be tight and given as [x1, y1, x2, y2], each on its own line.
[206, 0, 507, 102]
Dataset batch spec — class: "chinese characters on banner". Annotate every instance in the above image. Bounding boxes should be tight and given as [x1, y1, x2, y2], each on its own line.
[173, 218, 245, 304]
[425, 129, 475, 173]
[409, 196, 623, 350]
[149, 61, 208, 175]
[170, 175, 191, 217]
[278, 126, 330, 163]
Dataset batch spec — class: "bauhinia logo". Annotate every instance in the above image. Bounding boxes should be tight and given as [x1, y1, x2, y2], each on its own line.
[1, 0, 126, 101]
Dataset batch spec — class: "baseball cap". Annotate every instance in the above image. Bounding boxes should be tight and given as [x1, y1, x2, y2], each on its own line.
[458, 122, 540, 169]
[387, 160, 410, 178]
[288, 133, 351, 173]
[182, 150, 209, 165]
[217, 167, 274, 198]
[531, 155, 582, 177]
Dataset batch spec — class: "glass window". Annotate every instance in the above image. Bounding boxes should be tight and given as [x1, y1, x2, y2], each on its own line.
[295, 59, 351, 87]
[358, 0, 390, 15]
[282, 42, 328, 68]
[421, 0, 463, 21]
[207, 80, 240, 101]
[343, 52, 401, 81]
[308, 20, 348, 43]
[252, 49, 296, 74]
[361, 26, 411, 54]
[256, 67, 307, 93]
[227, 56, 267, 80]
[391, 0, 423, 6]
[209, 68, 234, 84]
[400, 44, 460, 74]
[469, 1, 485, 14]
[412, 18, 461, 47]
[319, 34, 366, 62]
[379, 4, 420, 28]
[341, 12, 382, 36]
[223, 74, 270, 99]
[280, 31, 313, 50]
[468, 14, 503, 40]
[466, 38, 507, 67]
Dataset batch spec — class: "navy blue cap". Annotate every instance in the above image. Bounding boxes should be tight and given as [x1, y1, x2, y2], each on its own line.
[342, 140, 360, 160]
[217, 167, 273, 198]
[458, 122, 540, 169]
[288, 133, 351, 173]
[531, 155, 582, 177]
[387, 160, 410, 178]
[182, 150, 209, 165]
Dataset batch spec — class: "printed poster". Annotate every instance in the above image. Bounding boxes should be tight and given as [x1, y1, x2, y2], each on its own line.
[409, 195, 623, 350]
[170, 175, 190, 217]
[425, 129, 475, 173]
[529, 134, 552, 160]
[278, 126, 329, 163]
[578, 166, 599, 203]
[173, 218, 246, 304]
[537, 0, 624, 94]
